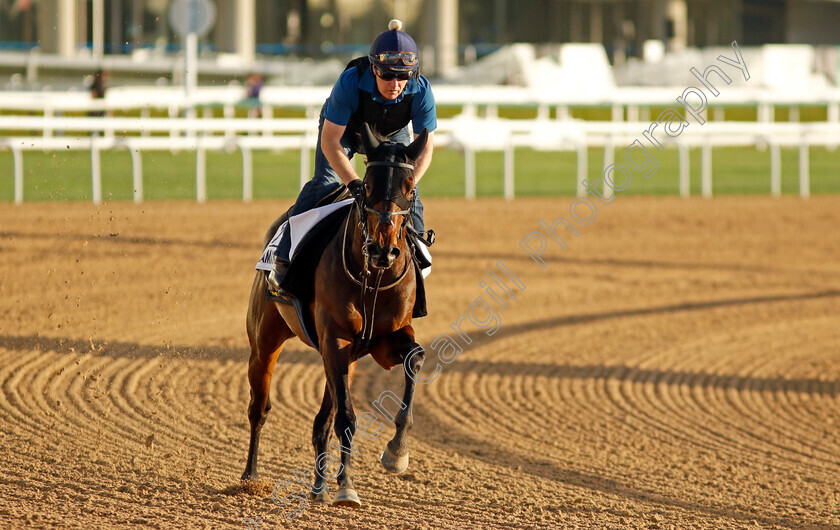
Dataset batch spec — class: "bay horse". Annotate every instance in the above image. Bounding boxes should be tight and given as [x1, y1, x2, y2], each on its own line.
[242, 123, 429, 509]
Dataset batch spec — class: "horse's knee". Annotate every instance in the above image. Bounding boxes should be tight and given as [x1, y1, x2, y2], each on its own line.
[335, 408, 356, 430]
[248, 383, 272, 412]
[333, 408, 357, 442]
[312, 411, 333, 445]
[313, 409, 330, 431]
[403, 344, 425, 374]
[248, 400, 269, 427]
[312, 430, 328, 449]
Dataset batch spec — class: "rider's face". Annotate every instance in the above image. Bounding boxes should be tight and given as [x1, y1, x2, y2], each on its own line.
[374, 74, 408, 101]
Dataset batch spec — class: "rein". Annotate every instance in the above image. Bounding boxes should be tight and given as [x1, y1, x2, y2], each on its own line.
[342, 144, 415, 345]
[341, 209, 411, 345]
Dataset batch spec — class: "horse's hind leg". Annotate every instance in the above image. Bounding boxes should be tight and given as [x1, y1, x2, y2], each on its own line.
[242, 284, 293, 481]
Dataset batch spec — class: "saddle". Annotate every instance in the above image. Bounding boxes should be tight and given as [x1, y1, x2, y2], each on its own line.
[264, 185, 429, 348]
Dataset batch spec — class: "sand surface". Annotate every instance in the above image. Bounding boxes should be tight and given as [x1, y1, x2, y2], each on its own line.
[1, 196, 838, 529]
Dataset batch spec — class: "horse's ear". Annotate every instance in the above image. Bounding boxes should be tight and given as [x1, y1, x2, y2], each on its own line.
[404, 128, 428, 161]
[361, 123, 380, 154]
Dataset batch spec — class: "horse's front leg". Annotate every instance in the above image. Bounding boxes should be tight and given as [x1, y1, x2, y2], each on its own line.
[372, 326, 425, 474]
[309, 381, 334, 503]
[321, 335, 362, 508]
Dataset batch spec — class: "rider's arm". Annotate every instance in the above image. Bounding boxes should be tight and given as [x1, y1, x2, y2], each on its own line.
[412, 132, 434, 184]
[410, 77, 436, 185]
[321, 119, 362, 186]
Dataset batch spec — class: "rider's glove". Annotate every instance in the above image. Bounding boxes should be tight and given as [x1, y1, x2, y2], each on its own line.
[348, 179, 365, 206]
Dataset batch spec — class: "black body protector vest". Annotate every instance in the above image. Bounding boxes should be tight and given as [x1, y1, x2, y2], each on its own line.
[341, 56, 415, 154]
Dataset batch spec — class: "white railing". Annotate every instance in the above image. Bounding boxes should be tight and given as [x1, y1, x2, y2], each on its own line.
[0, 115, 318, 204]
[439, 117, 840, 200]
[4, 85, 840, 121]
[2, 114, 839, 204]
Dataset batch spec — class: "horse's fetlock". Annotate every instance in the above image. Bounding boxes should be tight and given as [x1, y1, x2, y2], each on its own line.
[386, 439, 407, 457]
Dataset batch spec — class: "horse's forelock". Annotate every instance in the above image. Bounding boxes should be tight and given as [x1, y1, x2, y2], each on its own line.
[369, 141, 410, 162]
[363, 143, 414, 211]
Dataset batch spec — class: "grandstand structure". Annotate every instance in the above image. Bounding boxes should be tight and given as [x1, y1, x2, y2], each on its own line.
[2, 1, 840, 81]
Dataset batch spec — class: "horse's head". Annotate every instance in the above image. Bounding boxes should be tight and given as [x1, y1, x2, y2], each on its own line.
[359, 123, 428, 269]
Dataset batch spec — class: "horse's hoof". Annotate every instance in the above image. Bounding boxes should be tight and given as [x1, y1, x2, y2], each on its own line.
[380, 447, 409, 474]
[240, 471, 257, 481]
[332, 488, 361, 508]
[312, 487, 330, 504]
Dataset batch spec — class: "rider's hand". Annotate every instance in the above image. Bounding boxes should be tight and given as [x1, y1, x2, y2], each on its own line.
[348, 179, 365, 205]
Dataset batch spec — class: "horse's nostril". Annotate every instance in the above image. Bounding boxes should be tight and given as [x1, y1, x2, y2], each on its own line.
[389, 248, 401, 259]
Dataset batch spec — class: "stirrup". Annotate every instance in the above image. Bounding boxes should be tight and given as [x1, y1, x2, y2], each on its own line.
[409, 227, 435, 247]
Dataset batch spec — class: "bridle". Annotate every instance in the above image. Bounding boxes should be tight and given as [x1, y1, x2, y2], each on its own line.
[346, 142, 415, 282]
[361, 143, 414, 239]
[342, 142, 416, 347]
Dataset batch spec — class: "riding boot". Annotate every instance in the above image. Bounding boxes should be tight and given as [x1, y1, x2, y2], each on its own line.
[268, 218, 294, 297]
[267, 258, 291, 297]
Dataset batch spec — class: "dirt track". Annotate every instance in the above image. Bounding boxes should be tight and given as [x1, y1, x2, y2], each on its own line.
[1, 196, 839, 529]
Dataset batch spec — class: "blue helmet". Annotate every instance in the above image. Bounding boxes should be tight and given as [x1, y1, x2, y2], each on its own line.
[369, 19, 419, 80]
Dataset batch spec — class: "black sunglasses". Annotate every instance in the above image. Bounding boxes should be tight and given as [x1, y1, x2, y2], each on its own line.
[373, 64, 414, 81]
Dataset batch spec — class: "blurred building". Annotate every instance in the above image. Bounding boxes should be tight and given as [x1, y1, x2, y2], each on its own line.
[1, 1, 838, 68]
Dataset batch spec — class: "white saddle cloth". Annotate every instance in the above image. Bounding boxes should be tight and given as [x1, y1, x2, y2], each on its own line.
[256, 199, 431, 278]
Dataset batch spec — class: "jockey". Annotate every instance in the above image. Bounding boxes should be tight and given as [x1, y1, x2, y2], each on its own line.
[269, 19, 437, 292]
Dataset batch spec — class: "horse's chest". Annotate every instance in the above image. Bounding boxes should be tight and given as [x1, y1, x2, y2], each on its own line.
[357, 289, 413, 334]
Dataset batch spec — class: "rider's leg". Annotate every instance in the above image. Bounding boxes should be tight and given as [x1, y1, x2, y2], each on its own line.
[410, 187, 424, 234]
[269, 119, 354, 291]
[288, 131, 349, 217]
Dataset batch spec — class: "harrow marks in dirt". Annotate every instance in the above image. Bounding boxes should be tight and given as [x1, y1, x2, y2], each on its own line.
[1, 197, 839, 528]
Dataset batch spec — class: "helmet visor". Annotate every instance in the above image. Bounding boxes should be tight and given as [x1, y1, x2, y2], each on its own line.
[370, 51, 418, 67]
